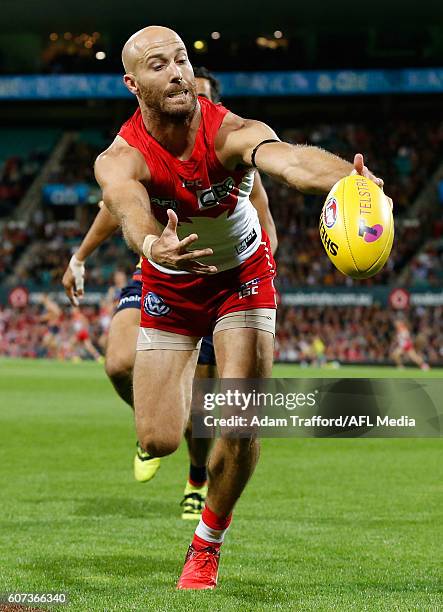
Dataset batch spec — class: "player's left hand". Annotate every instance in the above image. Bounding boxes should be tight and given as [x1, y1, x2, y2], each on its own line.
[62, 254, 85, 306]
[352, 153, 384, 189]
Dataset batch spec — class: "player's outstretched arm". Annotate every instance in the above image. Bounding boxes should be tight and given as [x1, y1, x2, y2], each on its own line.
[62, 205, 120, 305]
[250, 172, 278, 254]
[95, 139, 160, 255]
[95, 138, 217, 275]
[219, 116, 382, 195]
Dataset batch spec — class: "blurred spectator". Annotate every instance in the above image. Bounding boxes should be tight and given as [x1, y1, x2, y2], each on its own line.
[11, 220, 137, 289]
[0, 150, 48, 217]
[404, 240, 443, 287]
[275, 304, 443, 365]
[47, 140, 101, 185]
[0, 302, 102, 360]
[0, 222, 35, 282]
[270, 118, 443, 288]
[7, 118, 439, 290]
[2, 301, 443, 365]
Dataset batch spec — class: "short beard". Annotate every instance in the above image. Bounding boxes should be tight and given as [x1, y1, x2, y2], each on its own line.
[138, 83, 198, 124]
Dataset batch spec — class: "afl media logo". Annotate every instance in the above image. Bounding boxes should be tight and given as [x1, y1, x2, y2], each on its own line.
[323, 198, 338, 229]
[143, 292, 171, 317]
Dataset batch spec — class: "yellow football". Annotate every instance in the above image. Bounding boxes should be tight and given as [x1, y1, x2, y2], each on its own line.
[319, 174, 394, 279]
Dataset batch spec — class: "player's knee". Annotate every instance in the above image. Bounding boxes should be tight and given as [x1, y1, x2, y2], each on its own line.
[227, 437, 260, 462]
[105, 352, 133, 382]
[139, 431, 181, 457]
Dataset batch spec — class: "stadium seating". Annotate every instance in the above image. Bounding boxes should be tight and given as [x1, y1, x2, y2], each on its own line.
[3, 300, 442, 365]
[402, 237, 443, 287]
[1, 119, 443, 364]
[3, 119, 440, 290]
[275, 304, 443, 365]
[272, 120, 443, 287]
[11, 222, 135, 289]
[0, 222, 35, 282]
[0, 129, 61, 217]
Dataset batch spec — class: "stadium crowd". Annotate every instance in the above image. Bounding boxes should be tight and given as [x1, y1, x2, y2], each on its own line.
[0, 222, 35, 283]
[5, 118, 441, 289]
[275, 304, 443, 364]
[0, 150, 48, 217]
[1, 118, 443, 363]
[2, 298, 442, 365]
[10, 221, 136, 289]
[46, 138, 102, 185]
[273, 119, 443, 287]
[0, 300, 111, 360]
[403, 239, 443, 287]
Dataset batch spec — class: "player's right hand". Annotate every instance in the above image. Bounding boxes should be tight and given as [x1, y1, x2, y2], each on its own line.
[149, 209, 218, 274]
[352, 153, 384, 189]
[62, 254, 85, 306]
[352, 153, 393, 208]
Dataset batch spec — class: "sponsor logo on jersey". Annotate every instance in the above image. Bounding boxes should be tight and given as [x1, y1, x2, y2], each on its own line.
[358, 220, 383, 243]
[118, 294, 141, 308]
[238, 278, 260, 299]
[151, 197, 179, 211]
[235, 228, 258, 255]
[196, 177, 235, 209]
[143, 292, 171, 317]
[323, 198, 338, 228]
[319, 217, 339, 256]
[182, 178, 203, 189]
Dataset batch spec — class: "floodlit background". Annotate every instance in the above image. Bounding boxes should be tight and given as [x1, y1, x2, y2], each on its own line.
[2, 1, 443, 364]
[0, 2, 442, 610]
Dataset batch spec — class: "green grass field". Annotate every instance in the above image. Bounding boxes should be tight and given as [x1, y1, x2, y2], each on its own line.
[0, 358, 442, 611]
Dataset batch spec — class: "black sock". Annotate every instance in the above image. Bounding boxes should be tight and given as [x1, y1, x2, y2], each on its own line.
[189, 464, 207, 486]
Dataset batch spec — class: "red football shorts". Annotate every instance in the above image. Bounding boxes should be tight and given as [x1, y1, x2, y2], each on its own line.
[140, 230, 277, 337]
[400, 341, 413, 352]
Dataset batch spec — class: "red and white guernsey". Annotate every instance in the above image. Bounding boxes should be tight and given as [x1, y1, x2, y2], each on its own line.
[118, 96, 261, 274]
[396, 324, 413, 351]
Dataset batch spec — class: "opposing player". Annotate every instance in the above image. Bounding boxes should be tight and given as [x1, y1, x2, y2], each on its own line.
[39, 294, 62, 358]
[62, 68, 277, 519]
[93, 26, 384, 589]
[391, 317, 429, 370]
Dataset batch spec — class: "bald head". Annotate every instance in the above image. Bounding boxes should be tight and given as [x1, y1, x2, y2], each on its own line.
[122, 26, 184, 73]
[122, 25, 197, 121]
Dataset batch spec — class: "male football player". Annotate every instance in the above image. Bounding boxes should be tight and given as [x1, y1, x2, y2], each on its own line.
[62, 68, 277, 520]
[93, 25, 383, 589]
[391, 317, 429, 370]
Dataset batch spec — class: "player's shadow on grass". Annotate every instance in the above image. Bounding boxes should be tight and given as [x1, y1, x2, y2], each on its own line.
[72, 496, 171, 519]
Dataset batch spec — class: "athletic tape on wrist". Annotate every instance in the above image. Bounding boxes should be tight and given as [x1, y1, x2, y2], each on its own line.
[70, 254, 85, 267]
[142, 235, 159, 260]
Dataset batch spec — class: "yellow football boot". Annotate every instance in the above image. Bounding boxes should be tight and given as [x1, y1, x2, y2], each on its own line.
[180, 481, 208, 520]
[133, 441, 161, 483]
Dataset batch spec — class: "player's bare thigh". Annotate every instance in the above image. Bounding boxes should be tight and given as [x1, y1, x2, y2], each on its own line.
[105, 308, 140, 377]
[214, 327, 274, 377]
[133, 346, 199, 457]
